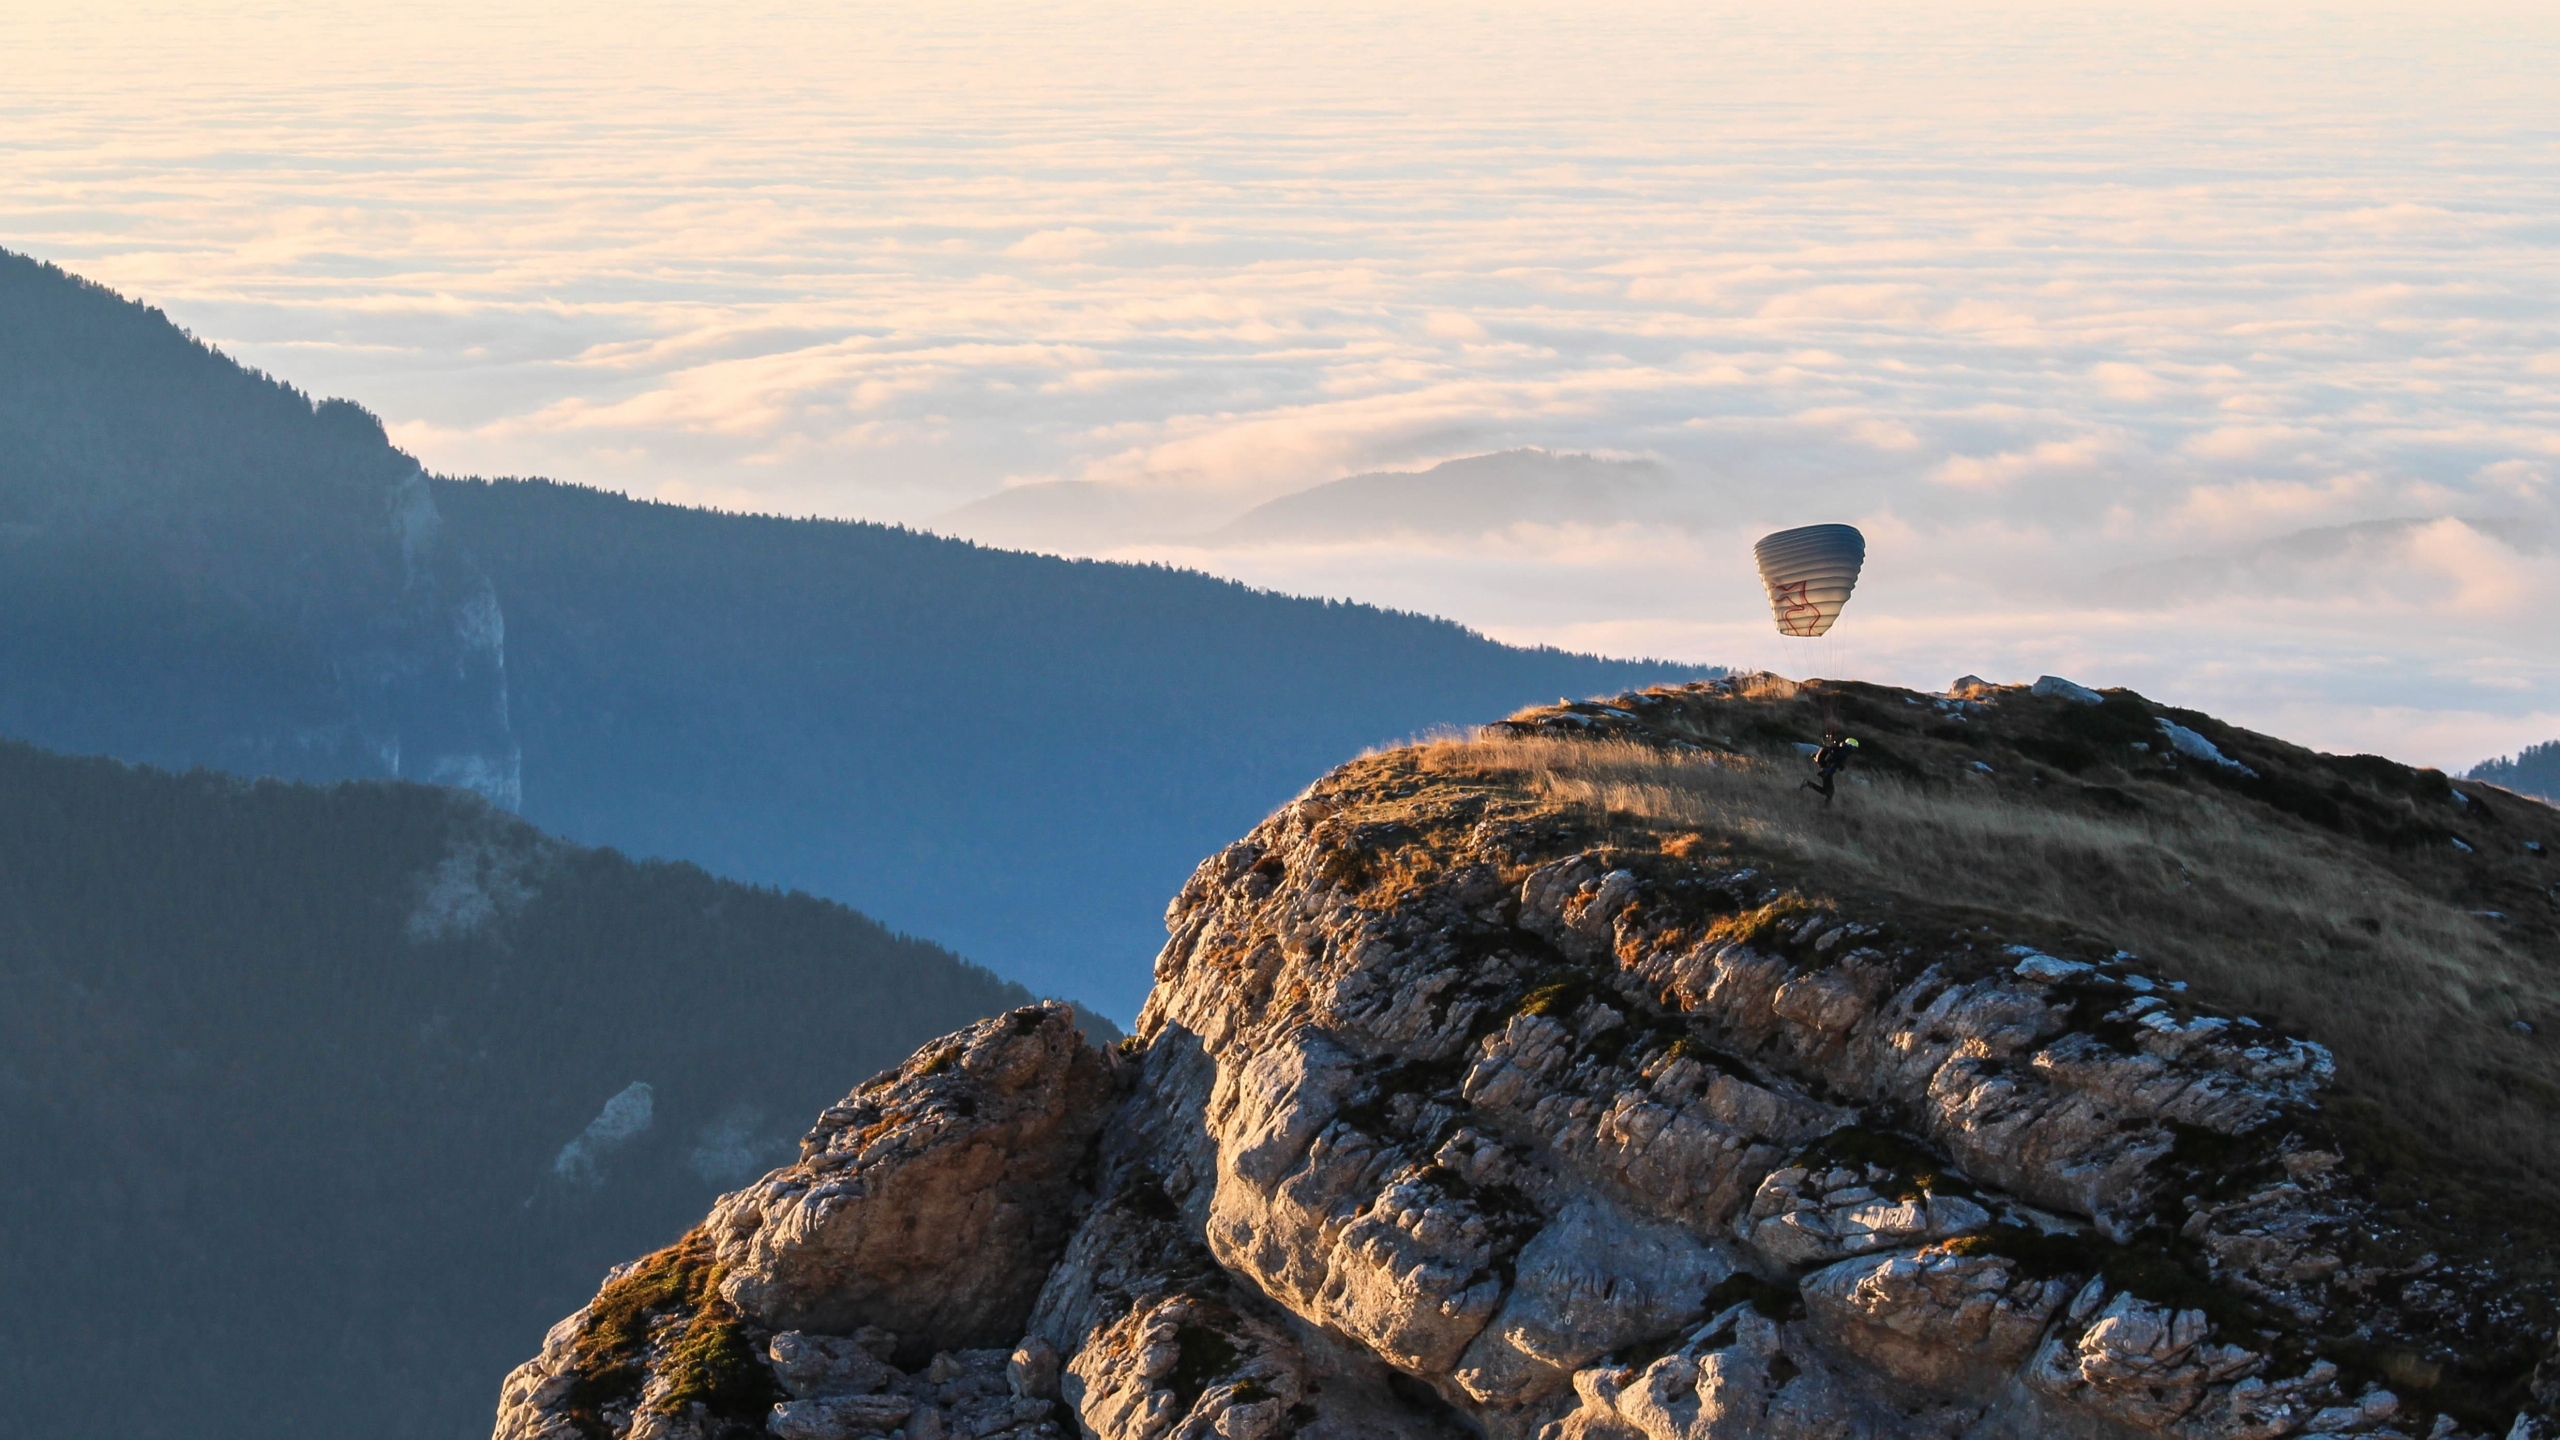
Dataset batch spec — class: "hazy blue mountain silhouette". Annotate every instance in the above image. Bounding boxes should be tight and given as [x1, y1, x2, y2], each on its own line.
[932, 476, 1236, 548]
[0, 251, 1713, 1016]
[0, 251, 520, 803]
[934, 451, 1693, 552]
[435, 476, 1709, 1016]
[2090, 516, 2553, 608]
[0, 740, 1037, 1440]
[1205, 449, 1682, 545]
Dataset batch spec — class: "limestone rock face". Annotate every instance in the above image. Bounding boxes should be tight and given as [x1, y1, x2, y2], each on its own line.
[1063, 1295, 1308, 1440]
[706, 1002, 1116, 1352]
[1797, 1245, 2072, 1398]
[1543, 1303, 1929, 1440]
[494, 682, 2560, 1440]
[1737, 1163, 1994, 1268]
[492, 1003, 1114, 1440]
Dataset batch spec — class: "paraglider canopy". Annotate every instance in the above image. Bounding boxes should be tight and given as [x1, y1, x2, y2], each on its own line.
[1754, 524, 1866, 637]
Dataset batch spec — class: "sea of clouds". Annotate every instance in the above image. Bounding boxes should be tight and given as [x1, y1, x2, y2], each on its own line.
[5, 0, 2555, 768]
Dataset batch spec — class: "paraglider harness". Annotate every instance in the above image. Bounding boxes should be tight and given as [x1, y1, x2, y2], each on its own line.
[1802, 735, 1859, 803]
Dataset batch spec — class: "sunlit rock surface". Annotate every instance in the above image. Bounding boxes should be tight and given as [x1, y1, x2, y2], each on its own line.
[496, 677, 2560, 1440]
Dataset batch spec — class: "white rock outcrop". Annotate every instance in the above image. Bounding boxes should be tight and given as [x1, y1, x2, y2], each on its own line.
[492, 688, 2549, 1440]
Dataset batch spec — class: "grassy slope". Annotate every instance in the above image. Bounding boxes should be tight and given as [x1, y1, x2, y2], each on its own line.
[1323, 671, 2559, 1235]
[0, 740, 1038, 1440]
[1479, 676, 2560, 1196]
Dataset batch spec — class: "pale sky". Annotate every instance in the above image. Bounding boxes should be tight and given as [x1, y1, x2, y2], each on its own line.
[6, 0, 2557, 769]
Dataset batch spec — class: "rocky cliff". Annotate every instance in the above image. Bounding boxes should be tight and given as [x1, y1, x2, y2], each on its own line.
[495, 674, 2560, 1440]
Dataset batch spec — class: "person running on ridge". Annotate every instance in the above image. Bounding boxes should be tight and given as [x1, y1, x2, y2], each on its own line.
[1802, 730, 1859, 804]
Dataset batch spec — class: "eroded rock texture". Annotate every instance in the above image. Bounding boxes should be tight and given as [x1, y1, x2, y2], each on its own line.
[493, 1003, 1117, 1440]
[496, 681, 2560, 1440]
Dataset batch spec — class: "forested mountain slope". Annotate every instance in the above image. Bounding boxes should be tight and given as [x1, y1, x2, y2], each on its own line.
[0, 250, 1710, 1016]
[0, 250, 518, 801]
[432, 477, 1706, 1016]
[0, 740, 1038, 1440]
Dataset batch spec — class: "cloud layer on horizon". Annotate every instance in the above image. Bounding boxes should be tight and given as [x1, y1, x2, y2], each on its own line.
[3, 0, 2555, 767]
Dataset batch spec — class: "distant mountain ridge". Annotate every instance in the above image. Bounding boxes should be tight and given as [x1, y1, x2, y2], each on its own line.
[0, 250, 1716, 1016]
[428, 476, 1710, 1015]
[933, 477, 1237, 549]
[1206, 449, 1681, 545]
[933, 449, 1693, 553]
[0, 738, 1038, 1440]
[2089, 515, 2552, 607]
[0, 250, 519, 802]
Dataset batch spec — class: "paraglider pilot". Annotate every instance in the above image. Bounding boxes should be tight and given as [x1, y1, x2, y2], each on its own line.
[1802, 732, 1860, 804]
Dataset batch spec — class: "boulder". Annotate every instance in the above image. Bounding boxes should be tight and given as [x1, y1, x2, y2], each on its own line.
[708, 1003, 1117, 1351]
[2030, 675, 2104, 705]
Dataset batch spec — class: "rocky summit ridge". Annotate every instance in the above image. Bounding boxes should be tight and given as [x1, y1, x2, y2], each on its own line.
[495, 674, 2560, 1440]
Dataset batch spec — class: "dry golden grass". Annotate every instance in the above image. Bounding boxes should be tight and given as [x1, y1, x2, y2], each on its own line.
[1410, 731, 2560, 1190]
